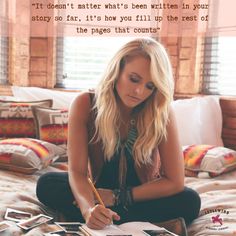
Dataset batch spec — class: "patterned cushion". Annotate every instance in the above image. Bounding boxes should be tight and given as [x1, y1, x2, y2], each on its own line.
[0, 138, 66, 174]
[32, 106, 68, 147]
[0, 100, 53, 139]
[183, 145, 236, 177]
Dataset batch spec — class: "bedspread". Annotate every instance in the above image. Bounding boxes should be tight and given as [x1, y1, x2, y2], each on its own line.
[186, 171, 236, 236]
[0, 166, 63, 236]
[0, 166, 236, 235]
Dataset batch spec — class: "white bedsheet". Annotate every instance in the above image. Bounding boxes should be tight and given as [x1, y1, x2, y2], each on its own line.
[0, 166, 236, 235]
[186, 171, 236, 236]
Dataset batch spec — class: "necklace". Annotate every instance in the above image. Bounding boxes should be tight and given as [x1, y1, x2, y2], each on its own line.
[120, 117, 136, 129]
[119, 117, 136, 142]
[130, 118, 136, 126]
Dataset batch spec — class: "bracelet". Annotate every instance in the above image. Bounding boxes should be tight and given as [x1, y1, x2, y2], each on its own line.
[112, 187, 134, 209]
[126, 187, 134, 206]
[113, 189, 121, 206]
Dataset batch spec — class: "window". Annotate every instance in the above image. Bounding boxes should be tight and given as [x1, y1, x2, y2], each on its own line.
[0, 0, 8, 85]
[56, 37, 134, 90]
[55, 0, 158, 90]
[203, 0, 236, 95]
[0, 37, 8, 85]
[203, 37, 236, 95]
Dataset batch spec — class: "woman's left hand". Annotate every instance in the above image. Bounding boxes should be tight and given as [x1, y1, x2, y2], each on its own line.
[96, 188, 115, 207]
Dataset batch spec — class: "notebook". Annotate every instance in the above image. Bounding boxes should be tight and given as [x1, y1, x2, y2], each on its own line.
[80, 221, 178, 236]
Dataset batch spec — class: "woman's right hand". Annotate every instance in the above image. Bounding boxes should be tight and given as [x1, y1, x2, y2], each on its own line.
[84, 205, 120, 229]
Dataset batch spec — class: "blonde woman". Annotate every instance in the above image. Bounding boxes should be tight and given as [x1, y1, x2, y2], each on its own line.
[36, 38, 200, 229]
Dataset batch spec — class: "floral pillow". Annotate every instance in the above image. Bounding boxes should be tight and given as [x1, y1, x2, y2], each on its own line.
[183, 145, 236, 177]
[0, 99, 53, 139]
[0, 138, 66, 174]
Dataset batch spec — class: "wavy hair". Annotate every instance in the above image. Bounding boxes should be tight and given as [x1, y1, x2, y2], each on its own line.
[93, 37, 174, 165]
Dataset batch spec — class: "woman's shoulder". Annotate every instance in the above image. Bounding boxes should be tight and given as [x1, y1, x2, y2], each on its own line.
[69, 91, 94, 119]
[72, 91, 94, 105]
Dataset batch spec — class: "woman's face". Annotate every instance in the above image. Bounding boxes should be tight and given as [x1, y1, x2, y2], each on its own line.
[115, 56, 156, 110]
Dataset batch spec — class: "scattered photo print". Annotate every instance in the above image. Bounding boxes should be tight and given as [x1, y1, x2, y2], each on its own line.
[0, 222, 11, 232]
[46, 223, 63, 232]
[44, 230, 83, 235]
[4, 208, 32, 222]
[17, 214, 53, 230]
[143, 229, 178, 236]
[55, 222, 83, 233]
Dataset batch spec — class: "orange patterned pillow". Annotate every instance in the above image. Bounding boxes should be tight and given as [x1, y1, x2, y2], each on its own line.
[0, 138, 66, 174]
[0, 100, 52, 139]
[32, 106, 68, 147]
[183, 145, 236, 177]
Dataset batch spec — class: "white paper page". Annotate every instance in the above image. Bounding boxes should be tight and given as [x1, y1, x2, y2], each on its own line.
[119, 222, 164, 236]
[82, 224, 125, 236]
[82, 222, 166, 236]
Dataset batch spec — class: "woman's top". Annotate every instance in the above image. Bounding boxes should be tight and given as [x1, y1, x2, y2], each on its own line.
[87, 93, 161, 184]
[95, 127, 141, 189]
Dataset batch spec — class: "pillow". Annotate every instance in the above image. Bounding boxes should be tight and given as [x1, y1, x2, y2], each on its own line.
[0, 96, 19, 101]
[12, 86, 79, 109]
[171, 96, 223, 146]
[32, 106, 68, 147]
[183, 145, 236, 177]
[0, 138, 66, 174]
[0, 99, 53, 139]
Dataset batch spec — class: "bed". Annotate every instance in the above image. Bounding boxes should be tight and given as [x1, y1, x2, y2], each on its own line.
[0, 87, 236, 236]
[0, 162, 236, 236]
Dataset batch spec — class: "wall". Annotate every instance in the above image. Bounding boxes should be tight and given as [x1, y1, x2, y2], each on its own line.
[1, 0, 31, 95]
[0, 0, 56, 95]
[160, 0, 207, 96]
[220, 98, 236, 151]
[1, 0, 206, 96]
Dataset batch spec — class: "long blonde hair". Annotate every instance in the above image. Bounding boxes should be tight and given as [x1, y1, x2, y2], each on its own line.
[94, 37, 174, 165]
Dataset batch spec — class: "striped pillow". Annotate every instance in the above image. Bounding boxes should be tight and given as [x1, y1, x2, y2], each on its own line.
[0, 100, 52, 139]
[0, 138, 66, 174]
[32, 106, 68, 147]
[183, 145, 236, 177]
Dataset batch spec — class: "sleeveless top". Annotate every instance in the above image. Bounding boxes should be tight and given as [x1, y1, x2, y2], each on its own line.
[86, 93, 161, 185]
[96, 124, 141, 189]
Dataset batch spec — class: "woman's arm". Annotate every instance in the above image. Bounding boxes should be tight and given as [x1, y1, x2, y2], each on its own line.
[67, 92, 119, 229]
[131, 106, 185, 201]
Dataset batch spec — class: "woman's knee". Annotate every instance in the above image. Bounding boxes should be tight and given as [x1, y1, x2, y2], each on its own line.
[36, 172, 69, 204]
[181, 187, 201, 224]
[36, 172, 56, 202]
[184, 188, 201, 210]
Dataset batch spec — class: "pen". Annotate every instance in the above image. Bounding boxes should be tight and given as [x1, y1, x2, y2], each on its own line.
[74, 178, 110, 226]
[87, 177, 105, 207]
[88, 178, 114, 225]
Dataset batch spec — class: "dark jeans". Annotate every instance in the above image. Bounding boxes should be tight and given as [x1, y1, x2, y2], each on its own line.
[36, 172, 201, 225]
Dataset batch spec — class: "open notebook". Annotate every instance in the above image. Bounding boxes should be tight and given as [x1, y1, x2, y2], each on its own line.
[80, 221, 178, 236]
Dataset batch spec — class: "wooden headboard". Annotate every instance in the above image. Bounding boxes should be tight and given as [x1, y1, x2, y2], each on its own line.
[220, 97, 236, 151]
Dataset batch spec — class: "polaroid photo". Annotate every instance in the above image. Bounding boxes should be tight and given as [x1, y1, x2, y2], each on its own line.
[17, 214, 53, 230]
[44, 231, 84, 236]
[143, 228, 178, 236]
[4, 208, 32, 222]
[55, 222, 83, 233]
[0, 221, 11, 232]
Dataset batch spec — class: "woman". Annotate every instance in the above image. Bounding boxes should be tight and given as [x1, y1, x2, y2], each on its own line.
[36, 37, 201, 229]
